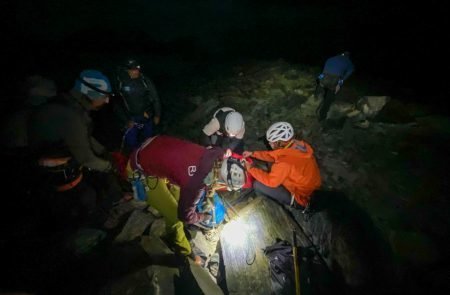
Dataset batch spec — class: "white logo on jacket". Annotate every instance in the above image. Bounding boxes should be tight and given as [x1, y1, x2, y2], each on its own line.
[188, 166, 197, 176]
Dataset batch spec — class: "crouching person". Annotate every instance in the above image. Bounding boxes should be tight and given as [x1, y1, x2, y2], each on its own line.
[122, 135, 246, 265]
[243, 122, 322, 209]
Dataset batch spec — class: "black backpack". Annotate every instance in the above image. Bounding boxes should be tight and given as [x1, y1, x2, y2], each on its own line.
[263, 239, 296, 295]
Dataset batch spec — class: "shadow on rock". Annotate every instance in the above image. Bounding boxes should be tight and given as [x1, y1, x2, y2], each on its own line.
[289, 190, 395, 295]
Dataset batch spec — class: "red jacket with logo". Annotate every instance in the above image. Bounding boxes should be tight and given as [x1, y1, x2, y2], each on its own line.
[130, 135, 224, 224]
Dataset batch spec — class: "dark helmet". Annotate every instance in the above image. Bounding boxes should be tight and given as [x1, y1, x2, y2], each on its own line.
[125, 59, 141, 70]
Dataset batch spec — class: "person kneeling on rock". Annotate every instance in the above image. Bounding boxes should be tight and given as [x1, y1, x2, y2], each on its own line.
[243, 122, 322, 210]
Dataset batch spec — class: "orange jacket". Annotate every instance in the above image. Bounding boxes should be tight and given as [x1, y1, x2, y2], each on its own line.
[248, 140, 322, 207]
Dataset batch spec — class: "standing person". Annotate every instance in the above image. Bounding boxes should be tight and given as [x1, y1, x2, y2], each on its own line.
[316, 51, 354, 122]
[28, 70, 123, 228]
[242, 122, 321, 209]
[201, 107, 245, 156]
[114, 58, 161, 153]
[122, 135, 247, 264]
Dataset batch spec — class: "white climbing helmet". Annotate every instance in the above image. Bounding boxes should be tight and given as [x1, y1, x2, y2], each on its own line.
[220, 158, 246, 191]
[224, 111, 244, 137]
[266, 122, 294, 143]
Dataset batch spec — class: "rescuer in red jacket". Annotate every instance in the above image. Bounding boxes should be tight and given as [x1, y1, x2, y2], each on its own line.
[125, 135, 247, 263]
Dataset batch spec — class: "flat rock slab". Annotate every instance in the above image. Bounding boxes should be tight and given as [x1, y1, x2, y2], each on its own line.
[220, 196, 306, 295]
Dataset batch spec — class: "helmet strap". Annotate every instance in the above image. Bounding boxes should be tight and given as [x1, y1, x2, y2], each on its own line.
[282, 139, 295, 149]
[78, 77, 112, 96]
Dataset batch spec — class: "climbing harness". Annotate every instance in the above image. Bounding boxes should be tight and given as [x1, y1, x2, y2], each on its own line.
[37, 155, 83, 192]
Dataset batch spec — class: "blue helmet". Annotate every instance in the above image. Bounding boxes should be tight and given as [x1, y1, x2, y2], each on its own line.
[73, 70, 112, 100]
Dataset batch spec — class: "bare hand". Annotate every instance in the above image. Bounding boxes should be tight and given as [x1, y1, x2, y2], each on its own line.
[153, 116, 160, 125]
[242, 151, 253, 158]
[224, 149, 232, 158]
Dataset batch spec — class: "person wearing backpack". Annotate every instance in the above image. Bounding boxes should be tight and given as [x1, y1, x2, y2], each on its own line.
[120, 135, 247, 265]
[242, 122, 321, 209]
[201, 107, 245, 156]
[114, 59, 161, 152]
[315, 51, 354, 122]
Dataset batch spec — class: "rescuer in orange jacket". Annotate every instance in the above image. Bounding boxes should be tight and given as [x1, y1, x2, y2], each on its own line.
[242, 122, 321, 209]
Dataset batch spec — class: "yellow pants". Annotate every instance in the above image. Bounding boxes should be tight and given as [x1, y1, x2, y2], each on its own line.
[143, 177, 192, 256]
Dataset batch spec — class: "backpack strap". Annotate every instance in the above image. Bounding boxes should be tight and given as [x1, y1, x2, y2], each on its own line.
[214, 109, 234, 135]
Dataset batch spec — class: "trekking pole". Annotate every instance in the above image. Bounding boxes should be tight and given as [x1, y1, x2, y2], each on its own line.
[293, 230, 301, 295]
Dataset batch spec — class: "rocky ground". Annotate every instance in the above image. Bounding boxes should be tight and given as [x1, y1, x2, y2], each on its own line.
[1, 58, 448, 294]
[160, 59, 450, 293]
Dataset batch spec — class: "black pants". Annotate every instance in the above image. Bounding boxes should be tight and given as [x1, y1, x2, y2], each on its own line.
[315, 74, 340, 122]
[316, 86, 337, 122]
[204, 134, 244, 154]
[253, 181, 306, 210]
[254, 180, 292, 205]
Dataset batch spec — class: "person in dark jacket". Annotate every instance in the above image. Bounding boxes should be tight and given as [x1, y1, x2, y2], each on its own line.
[29, 70, 113, 172]
[124, 135, 247, 264]
[201, 107, 245, 156]
[27, 70, 123, 229]
[316, 51, 354, 122]
[114, 59, 161, 152]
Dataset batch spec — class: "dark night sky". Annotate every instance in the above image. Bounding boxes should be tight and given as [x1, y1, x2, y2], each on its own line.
[5, 0, 449, 109]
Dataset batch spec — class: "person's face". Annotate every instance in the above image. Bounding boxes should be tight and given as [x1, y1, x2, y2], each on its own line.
[127, 68, 140, 79]
[268, 141, 284, 150]
[91, 95, 110, 110]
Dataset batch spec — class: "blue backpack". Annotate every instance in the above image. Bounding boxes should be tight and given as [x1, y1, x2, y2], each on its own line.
[196, 190, 227, 228]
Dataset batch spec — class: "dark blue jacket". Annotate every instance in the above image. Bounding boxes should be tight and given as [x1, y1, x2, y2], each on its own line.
[322, 54, 354, 82]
